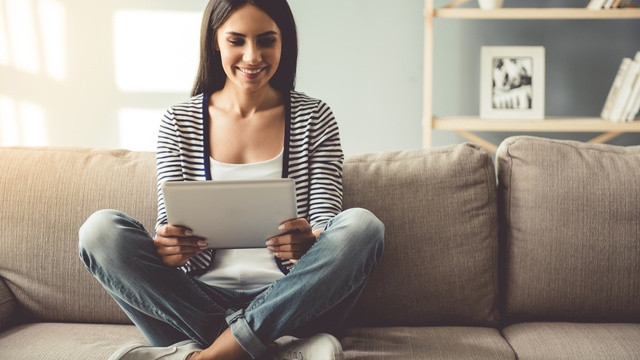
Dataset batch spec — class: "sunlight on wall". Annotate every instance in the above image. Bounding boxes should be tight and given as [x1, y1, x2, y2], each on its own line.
[0, 2, 9, 65]
[118, 108, 164, 151]
[0, 96, 18, 145]
[113, 10, 201, 92]
[37, 0, 66, 80]
[4, 0, 40, 74]
[0, 96, 48, 146]
[1, 0, 66, 79]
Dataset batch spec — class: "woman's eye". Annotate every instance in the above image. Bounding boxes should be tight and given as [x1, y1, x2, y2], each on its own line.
[228, 39, 244, 46]
[258, 38, 276, 47]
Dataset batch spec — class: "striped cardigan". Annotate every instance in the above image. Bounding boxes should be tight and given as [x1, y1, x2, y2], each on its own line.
[155, 90, 344, 275]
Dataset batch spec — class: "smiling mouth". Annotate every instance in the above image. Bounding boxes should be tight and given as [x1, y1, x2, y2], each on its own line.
[237, 67, 266, 75]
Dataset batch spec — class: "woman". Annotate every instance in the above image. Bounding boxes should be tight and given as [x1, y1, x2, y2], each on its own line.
[78, 0, 384, 359]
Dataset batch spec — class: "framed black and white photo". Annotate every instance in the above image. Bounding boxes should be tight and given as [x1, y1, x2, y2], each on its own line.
[480, 46, 545, 120]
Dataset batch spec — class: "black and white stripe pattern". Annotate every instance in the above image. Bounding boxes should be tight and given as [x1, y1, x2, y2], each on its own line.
[155, 90, 344, 275]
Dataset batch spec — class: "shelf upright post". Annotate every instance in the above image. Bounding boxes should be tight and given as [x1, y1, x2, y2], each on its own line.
[423, 0, 435, 148]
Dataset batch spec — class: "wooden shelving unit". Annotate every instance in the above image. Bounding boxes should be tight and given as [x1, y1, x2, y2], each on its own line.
[423, 0, 640, 151]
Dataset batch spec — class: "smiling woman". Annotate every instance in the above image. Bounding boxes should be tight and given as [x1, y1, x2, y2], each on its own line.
[78, 1, 384, 360]
[213, 6, 282, 97]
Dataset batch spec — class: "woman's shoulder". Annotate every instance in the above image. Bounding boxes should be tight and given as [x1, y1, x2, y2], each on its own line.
[169, 93, 205, 114]
[289, 90, 333, 113]
[290, 90, 324, 105]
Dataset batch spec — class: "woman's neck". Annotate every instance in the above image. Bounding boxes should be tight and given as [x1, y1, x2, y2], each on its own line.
[214, 82, 283, 119]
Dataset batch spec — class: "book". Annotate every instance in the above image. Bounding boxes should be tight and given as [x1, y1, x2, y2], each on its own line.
[608, 58, 640, 122]
[601, 58, 631, 119]
[610, 0, 623, 8]
[623, 52, 640, 121]
[603, 0, 616, 9]
[623, 74, 640, 121]
[586, 0, 607, 9]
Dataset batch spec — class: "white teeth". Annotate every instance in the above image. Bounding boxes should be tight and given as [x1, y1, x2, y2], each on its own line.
[239, 67, 263, 75]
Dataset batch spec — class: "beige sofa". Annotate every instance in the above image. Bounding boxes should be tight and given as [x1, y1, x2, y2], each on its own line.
[1, 136, 639, 359]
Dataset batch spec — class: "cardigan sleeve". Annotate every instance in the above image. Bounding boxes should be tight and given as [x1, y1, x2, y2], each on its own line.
[155, 106, 184, 235]
[306, 100, 344, 231]
[154, 106, 214, 275]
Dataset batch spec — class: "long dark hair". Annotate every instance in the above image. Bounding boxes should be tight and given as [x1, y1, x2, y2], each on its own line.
[191, 0, 298, 96]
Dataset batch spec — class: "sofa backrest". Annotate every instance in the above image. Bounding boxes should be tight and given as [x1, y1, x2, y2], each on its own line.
[497, 136, 640, 322]
[343, 144, 500, 326]
[0, 147, 156, 324]
[0, 144, 500, 327]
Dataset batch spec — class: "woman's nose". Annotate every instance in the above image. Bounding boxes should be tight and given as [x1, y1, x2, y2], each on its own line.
[243, 43, 261, 64]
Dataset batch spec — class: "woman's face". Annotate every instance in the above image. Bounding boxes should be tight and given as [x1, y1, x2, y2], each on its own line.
[215, 4, 282, 94]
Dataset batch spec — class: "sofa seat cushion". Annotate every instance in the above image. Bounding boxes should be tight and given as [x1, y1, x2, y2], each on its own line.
[341, 326, 515, 359]
[0, 323, 146, 359]
[497, 137, 640, 321]
[503, 322, 640, 360]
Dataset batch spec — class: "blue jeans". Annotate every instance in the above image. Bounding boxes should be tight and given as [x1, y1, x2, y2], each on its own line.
[78, 208, 384, 359]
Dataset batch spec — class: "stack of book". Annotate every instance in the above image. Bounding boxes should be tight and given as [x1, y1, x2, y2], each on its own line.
[586, 0, 633, 9]
[601, 52, 640, 123]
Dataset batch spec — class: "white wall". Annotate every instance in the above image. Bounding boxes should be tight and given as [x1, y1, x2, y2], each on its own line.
[1, 0, 639, 155]
[0, 0, 208, 150]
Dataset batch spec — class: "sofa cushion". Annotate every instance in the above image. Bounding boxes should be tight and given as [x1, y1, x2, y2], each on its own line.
[0, 144, 500, 328]
[502, 322, 640, 359]
[497, 136, 640, 322]
[0, 278, 15, 330]
[342, 326, 514, 359]
[0, 323, 146, 359]
[343, 144, 500, 326]
[0, 147, 157, 324]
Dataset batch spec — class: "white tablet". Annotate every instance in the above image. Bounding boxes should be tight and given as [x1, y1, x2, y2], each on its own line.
[161, 179, 298, 249]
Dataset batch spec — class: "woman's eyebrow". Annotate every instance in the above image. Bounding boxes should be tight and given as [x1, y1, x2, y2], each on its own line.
[225, 31, 278, 37]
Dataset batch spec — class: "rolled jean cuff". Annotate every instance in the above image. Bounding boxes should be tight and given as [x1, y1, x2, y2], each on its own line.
[226, 309, 267, 359]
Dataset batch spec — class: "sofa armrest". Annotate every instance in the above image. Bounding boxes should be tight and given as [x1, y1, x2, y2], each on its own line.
[0, 277, 16, 331]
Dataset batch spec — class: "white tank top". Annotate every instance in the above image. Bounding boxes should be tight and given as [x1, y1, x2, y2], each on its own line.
[194, 149, 286, 291]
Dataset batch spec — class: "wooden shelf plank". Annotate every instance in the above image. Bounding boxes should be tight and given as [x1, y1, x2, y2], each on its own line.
[431, 8, 640, 20]
[431, 116, 640, 132]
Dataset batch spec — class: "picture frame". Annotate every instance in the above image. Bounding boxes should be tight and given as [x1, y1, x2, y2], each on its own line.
[480, 46, 545, 120]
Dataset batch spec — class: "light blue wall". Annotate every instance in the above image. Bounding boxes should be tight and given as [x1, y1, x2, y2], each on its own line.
[289, 0, 424, 155]
[292, 0, 640, 154]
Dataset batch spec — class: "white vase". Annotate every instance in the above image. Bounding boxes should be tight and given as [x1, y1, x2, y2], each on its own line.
[478, 0, 504, 9]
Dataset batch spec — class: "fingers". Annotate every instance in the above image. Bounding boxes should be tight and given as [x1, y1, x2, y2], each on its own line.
[154, 239, 205, 255]
[266, 230, 316, 260]
[278, 218, 312, 234]
[156, 224, 194, 238]
[154, 224, 207, 267]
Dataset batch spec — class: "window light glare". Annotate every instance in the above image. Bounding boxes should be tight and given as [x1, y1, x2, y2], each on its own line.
[18, 100, 48, 146]
[0, 96, 48, 146]
[118, 108, 163, 151]
[5, 0, 40, 74]
[37, 0, 66, 80]
[0, 3, 10, 66]
[113, 10, 200, 93]
[0, 96, 19, 146]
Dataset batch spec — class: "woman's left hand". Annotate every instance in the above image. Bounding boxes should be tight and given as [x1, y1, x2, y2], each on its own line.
[266, 218, 316, 260]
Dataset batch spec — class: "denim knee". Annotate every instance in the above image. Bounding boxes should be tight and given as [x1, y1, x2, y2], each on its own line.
[78, 209, 148, 270]
[324, 207, 385, 264]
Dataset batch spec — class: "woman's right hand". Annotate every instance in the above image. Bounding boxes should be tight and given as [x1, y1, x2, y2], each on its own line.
[154, 225, 208, 267]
